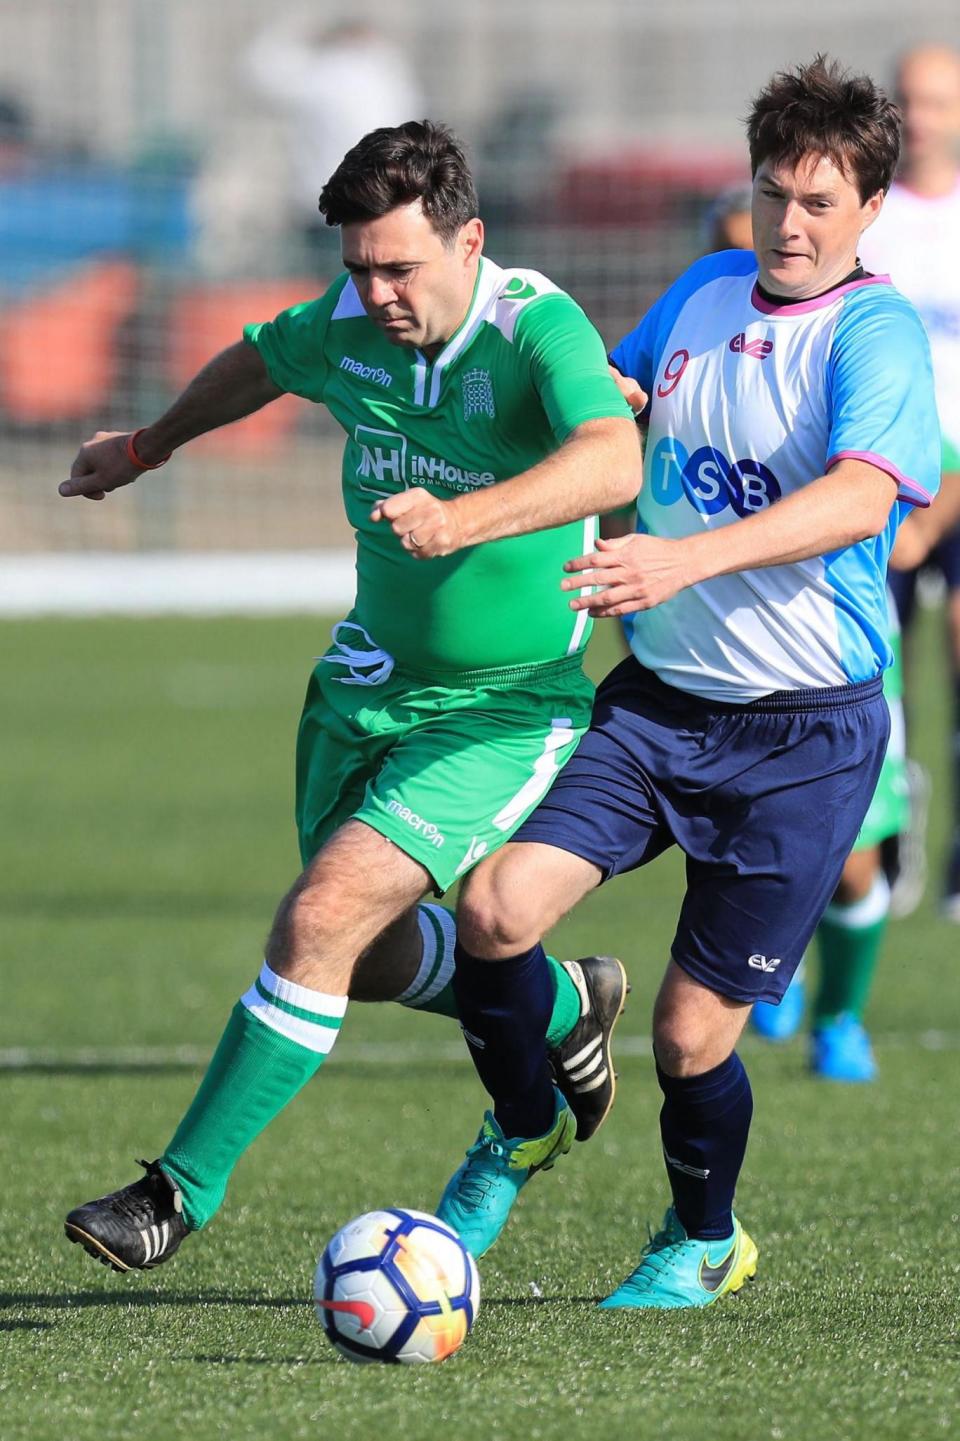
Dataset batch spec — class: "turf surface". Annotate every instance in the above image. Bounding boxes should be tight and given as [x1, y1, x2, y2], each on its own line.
[2, 612, 958, 1441]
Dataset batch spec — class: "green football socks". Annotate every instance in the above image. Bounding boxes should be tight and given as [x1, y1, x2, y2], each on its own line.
[162, 964, 346, 1229]
[813, 874, 890, 1025]
[396, 903, 581, 1046]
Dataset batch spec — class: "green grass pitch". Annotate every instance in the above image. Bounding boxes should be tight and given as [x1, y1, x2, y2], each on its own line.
[2, 611, 958, 1441]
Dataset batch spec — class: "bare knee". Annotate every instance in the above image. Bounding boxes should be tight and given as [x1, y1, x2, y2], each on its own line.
[265, 873, 350, 974]
[652, 964, 750, 1077]
[652, 1011, 717, 1077]
[456, 856, 542, 958]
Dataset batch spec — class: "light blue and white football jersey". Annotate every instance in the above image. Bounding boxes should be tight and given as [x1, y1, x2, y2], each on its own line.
[611, 250, 941, 702]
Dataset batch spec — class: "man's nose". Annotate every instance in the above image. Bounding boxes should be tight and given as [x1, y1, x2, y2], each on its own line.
[368, 275, 397, 308]
[776, 200, 801, 235]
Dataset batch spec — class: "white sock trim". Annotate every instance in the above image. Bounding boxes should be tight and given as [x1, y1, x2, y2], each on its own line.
[396, 905, 456, 1007]
[254, 962, 348, 1018]
[822, 873, 891, 931]
[238, 962, 347, 1055]
[240, 989, 340, 1054]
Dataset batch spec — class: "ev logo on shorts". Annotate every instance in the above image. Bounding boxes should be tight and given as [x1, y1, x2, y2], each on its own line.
[355, 426, 408, 497]
[648, 436, 782, 517]
[747, 953, 781, 972]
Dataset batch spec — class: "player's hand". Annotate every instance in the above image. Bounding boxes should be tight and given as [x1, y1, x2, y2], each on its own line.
[562, 533, 695, 615]
[59, 432, 142, 502]
[370, 489, 465, 558]
[609, 365, 648, 415]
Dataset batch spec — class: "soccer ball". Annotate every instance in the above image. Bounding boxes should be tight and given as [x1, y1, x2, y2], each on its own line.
[314, 1208, 480, 1364]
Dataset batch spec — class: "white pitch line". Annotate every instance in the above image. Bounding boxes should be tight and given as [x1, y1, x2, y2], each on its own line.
[1, 1030, 958, 1071]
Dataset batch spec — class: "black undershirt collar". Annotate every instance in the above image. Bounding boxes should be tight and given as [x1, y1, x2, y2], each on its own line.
[756, 263, 869, 307]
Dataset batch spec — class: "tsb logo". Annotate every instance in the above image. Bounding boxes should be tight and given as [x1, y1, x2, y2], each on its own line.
[648, 437, 781, 516]
[729, 332, 774, 359]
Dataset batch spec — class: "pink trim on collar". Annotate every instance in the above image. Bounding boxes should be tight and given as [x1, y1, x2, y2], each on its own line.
[751, 274, 891, 315]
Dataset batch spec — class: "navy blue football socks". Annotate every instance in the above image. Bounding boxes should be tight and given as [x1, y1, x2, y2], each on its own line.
[656, 1051, 754, 1240]
[452, 940, 557, 1139]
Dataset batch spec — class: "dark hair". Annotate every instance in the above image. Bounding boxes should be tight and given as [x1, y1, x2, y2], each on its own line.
[318, 120, 478, 242]
[747, 56, 901, 201]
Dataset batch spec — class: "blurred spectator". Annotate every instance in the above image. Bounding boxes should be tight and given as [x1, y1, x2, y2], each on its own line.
[858, 43, 960, 919]
[701, 181, 753, 252]
[0, 95, 31, 175]
[243, 11, 424, 258]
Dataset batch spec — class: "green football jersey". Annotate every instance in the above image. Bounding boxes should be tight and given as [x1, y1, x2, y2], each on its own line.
[244, 256, 633, 673]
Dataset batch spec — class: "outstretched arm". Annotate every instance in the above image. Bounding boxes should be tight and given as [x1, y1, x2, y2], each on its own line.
[59, 341, 284, 501]
[370, 416, 642, 557]
[563, 458, 898, 616]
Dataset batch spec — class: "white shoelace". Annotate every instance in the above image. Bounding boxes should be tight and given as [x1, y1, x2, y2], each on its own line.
[318, 620, 395, 687]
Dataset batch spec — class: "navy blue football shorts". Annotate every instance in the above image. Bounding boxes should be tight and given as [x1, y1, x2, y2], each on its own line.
[514, 657, 890, 1005]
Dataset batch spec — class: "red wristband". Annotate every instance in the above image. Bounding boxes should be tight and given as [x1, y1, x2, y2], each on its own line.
[125, 428, 172, 471]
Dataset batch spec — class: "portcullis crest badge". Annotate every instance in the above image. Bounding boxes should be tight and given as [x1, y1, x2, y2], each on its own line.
[462, 368, 496, 420]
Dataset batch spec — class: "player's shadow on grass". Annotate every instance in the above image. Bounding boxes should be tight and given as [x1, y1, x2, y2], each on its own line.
[2, 1291, 599, 1315]
[185, 1354, 332, 1366]
[5, 1060, 209, 1075]
[484, 1295, 600, 1307]
[0, 1291, 307, 1312]
[0, 890, 276, 923]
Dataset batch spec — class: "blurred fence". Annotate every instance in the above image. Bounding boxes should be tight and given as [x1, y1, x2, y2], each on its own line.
[1, 0, 958, 573]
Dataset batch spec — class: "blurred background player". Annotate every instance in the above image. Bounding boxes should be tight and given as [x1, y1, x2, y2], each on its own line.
[701, 181, 755, 253]
[242, 12, 424, 262]
[193, 12, 426, 276]
[858, 43, 960, 922]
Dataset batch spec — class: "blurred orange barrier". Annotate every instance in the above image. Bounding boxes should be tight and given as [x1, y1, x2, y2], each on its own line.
[0, 258, 139, 422]
[167, 280, 320, 455]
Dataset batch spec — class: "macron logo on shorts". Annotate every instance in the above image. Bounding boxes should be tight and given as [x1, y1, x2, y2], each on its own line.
[385, 800, 445, 847]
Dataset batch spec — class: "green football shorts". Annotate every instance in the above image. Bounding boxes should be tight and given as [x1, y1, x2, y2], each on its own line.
[855, 690, 908, 850]
[295, 633, 594, 892]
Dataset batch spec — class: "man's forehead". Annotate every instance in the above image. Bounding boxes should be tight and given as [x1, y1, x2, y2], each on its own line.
[756, 153, 850, 194]
[341, 200, 444, 263]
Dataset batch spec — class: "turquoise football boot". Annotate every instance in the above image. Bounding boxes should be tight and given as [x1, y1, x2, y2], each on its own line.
[810, 1013, 877, 1082]
[598, 1206, 758, 1309]
[751, 965, 805, 1042]
[436, 1089, 575, 1258]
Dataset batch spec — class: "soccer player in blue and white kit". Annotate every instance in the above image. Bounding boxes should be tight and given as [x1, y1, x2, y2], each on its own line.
[434, 57, 941, 1308]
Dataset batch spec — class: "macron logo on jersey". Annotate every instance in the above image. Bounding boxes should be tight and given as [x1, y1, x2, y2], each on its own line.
[339, 355, 394, 388]
[729, 333, 774, 359]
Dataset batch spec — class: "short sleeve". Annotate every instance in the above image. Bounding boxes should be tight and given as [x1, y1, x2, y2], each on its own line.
[243, 277, 347, 402]
[610, 306, 658, 393]
[611, 251, 758, 395]
[513, 294, 633, 443]
[826, 287, 941, 509]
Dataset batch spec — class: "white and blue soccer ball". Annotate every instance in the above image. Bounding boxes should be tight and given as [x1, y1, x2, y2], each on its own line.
[314, 1208, 480, 1364]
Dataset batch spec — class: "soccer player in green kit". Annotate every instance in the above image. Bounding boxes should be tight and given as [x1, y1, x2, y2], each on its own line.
[60, 121, 641, 1272]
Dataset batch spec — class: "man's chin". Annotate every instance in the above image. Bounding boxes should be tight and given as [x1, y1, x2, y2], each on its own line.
[380, 326, 418, 348]
[761, 262, 815, 299]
